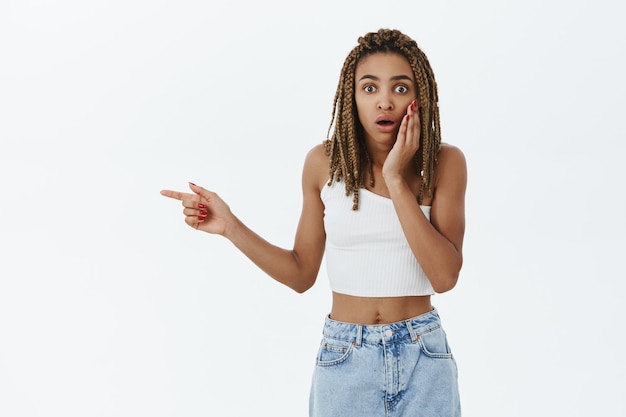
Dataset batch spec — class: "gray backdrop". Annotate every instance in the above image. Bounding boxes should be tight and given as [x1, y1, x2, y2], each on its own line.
[1, 0, 624, 416]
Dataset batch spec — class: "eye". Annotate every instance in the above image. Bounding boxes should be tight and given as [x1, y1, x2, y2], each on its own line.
[363, 85, 377, 93]
[395, 85, 409, 94]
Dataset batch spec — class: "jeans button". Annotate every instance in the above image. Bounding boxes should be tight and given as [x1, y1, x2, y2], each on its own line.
[384, 329, 393, 337]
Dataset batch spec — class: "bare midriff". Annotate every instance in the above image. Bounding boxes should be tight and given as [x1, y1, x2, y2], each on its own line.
[330, 292, 433, 325]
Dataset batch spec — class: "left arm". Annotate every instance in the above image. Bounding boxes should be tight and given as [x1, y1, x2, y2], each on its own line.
[383, 103, 467, 293]
[386, 145, 466, 293]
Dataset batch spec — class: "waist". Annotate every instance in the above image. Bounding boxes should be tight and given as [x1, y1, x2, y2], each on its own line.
[323, 308, 442, 345]
[330, 292, 433, 325]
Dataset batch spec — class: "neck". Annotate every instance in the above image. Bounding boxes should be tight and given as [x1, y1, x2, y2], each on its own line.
[363, 143, 392, 167]
[362, 147, 393, 189]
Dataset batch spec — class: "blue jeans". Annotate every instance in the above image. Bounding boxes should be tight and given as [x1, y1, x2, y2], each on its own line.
[310, 308, 461, 417]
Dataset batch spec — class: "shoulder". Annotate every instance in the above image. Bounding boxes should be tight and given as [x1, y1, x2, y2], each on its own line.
[432, 143, 467, 205]
[435, 143, 467, 186]
[305, 143, 329, 166]
[437, 143, 466, 167]
[302, 143, 330, 192]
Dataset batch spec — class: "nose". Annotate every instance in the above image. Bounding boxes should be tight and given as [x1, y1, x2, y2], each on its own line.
[377, 95, 394, 110]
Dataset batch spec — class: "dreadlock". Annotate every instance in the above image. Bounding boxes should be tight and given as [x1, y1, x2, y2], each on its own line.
[324, 28, 442, 210]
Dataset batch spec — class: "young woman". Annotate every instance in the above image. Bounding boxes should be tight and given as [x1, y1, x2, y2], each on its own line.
[161, 28, 466, 417]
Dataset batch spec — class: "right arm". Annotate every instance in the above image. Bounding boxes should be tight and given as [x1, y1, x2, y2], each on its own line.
[160, 144, 328, 293]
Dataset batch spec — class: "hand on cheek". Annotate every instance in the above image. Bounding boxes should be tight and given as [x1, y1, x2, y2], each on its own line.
[383, 99, 420, 180]
[407, 99, 420, 151]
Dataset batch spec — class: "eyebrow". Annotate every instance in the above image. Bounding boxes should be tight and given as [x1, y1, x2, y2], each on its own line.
[358, 74, 414, 82]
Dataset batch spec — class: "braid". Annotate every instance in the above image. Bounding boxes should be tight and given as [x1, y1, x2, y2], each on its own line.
[324, 28, 442, 209]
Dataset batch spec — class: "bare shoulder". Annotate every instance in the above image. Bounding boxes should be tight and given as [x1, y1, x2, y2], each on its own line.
[305, 142, 329, 165]
[437, 143, 466, 169]
[302, 143, 330, 192]
[435, 143, 467, 186]
[431, 143, 466, 251]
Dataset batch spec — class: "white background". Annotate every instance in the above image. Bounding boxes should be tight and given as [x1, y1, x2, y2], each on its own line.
[1, 0, 625, 416]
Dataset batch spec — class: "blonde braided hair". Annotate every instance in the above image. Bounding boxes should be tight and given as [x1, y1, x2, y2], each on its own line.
[324, 28, 442, 210]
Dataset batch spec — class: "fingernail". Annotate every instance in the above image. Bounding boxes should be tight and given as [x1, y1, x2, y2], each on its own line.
[199, 210, 208, 216]
[406, 114, 410, 121]
[198, 216, 205, 222]
[189, 182, 196, 186]
[198, 203, 206, 209]
[411, 100, 417, 110]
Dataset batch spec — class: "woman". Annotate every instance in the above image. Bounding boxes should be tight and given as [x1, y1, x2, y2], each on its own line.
[161, 28, 466, 417]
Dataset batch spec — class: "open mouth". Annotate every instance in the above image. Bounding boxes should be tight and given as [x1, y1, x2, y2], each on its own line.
[375, 114, 396, 127]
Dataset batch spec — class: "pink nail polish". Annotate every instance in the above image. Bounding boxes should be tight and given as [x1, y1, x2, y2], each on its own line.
[199, 210, 208, 216]
[198, 203, 206, 209]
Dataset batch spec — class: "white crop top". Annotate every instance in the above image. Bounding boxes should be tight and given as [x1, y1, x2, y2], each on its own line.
[321, 180, 434, 297]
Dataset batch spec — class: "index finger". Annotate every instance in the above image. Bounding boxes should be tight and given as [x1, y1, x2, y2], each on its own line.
[160, 189, 192, 201]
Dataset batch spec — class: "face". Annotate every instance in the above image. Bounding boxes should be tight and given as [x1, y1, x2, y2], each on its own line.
[354, 52, 417, 147]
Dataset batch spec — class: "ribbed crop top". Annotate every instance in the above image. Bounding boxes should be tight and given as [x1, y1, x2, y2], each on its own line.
[321, 180, 434, 297]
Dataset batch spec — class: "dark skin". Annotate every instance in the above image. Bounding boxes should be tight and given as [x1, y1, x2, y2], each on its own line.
[161, 52, 467, 324]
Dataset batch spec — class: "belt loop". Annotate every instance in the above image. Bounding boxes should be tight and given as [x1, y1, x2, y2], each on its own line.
[355, 324, 363, 347]
[406, 319, 419, 343]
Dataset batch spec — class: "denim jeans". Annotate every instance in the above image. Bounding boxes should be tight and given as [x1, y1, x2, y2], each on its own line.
[310, 308, 461, 417]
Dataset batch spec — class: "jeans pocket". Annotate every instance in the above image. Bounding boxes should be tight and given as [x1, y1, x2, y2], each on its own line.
[417, 327, 454, 359]
[315, 338, 355, 367]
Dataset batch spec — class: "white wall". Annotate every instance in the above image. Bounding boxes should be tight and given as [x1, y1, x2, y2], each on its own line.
[1, 0, 624, 416]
